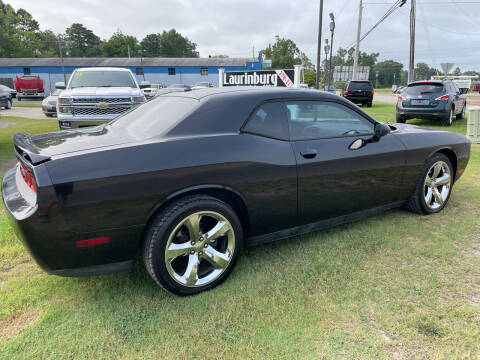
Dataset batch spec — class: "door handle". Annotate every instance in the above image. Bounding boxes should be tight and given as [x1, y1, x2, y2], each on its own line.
[300, 149, 317, 159]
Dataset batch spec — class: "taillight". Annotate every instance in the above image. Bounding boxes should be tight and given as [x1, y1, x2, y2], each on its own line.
[19, 162, 37, 193]
[371, 88, 375, 97]
[398, 94, 406, 101]
[345, 89, 349, 96]
[435, 94, 450, 101]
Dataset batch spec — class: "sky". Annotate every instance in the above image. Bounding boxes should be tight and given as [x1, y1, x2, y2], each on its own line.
[9, 0, 480, 71]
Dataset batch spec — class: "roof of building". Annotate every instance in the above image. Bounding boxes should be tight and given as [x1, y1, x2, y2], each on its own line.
[0, 57, 257, 67]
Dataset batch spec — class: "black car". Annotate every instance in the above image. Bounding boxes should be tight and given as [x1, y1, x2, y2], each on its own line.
[396, 80, 467, 126]
[0, 86, 12, 109]
[341, 80, 374, 107]
[2, 88, 471, 296]
[0, 84, 16, 98]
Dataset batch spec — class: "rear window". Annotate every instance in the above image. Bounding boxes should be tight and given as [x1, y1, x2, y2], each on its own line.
[106, 96, 199, 139]
[348, 82, 372, 91]
[69, 70, 137, 89]
[404, 83, 443, 95]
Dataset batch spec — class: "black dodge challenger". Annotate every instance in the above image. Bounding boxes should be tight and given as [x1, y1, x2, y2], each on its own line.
[2, 88, 471, 295]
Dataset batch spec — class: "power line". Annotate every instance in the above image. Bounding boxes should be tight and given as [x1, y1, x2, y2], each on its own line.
[347, 0, 406, 49]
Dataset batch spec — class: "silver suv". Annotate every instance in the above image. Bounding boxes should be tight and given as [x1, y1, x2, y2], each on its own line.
[56, 67, 147, 129]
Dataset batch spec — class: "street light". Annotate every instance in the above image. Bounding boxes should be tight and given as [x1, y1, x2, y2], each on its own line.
[324, 39, 330, 90]
[328, 12, 335, 90]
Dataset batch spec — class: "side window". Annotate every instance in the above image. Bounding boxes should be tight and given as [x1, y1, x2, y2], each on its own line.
[286, 101, 374, 140]
[243, 102, 289, 140]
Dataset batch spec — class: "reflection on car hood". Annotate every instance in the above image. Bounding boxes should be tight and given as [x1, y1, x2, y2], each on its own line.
[60, 87, 142, 97]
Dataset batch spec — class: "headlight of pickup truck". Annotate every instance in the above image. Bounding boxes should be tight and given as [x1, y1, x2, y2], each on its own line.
[58, 97, 73, 114]
[131, 96, 146, 105]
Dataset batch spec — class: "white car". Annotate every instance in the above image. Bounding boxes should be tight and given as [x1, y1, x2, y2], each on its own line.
[56, 67, 147, 129]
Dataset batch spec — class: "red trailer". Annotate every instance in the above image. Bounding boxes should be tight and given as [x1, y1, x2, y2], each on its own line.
[473, 82, 480, 93]
[14, 75, 44, 100]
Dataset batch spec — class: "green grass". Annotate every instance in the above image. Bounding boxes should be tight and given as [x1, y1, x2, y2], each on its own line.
[364, 102, 468, 135]
[0, 110, 479, 359]
[12, 101, 42, 108]
[374, 88, 394, 93]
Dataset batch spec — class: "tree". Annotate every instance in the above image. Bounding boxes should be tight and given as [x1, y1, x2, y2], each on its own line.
[260, 36, 310, 69]
[102, 31, 140, 57]
[65, 23, 102, 57]
[372, 60, 403, 87]
[452, 67, 462, 76]
[414, 62, 439, 81]
[140, 33, 162, 57]
[304, 71, 317, 87]
[156, 29, 199, 57]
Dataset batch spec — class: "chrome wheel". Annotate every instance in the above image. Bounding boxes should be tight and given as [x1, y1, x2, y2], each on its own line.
[423, 161, 451, 210]
[164, 211, 235, 287]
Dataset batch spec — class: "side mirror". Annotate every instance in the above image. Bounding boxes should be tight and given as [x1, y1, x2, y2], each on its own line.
[55, 81, 66, 90]
[139, 81, 151, 89]
[459, 88, 468, 95]
[373, 122, 390, 141]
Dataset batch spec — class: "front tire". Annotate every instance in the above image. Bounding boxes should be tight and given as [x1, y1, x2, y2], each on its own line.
[143, 195, 243, 296]
[405, 153, 453, 215]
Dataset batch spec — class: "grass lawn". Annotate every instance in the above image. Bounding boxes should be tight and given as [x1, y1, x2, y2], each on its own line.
[12, 101, 42, 108]
[374, 88, 394, 93]
[0, 106, 479, 359]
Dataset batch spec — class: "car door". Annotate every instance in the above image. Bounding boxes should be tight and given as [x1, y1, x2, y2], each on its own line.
[287, 100, 406, 225]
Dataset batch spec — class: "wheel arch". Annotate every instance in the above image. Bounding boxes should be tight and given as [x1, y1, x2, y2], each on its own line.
[429, 147, 457, 180]
[142, 185, 250, 244]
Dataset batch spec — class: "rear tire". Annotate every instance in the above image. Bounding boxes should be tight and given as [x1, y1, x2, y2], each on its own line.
[396, 113, 406, 123]
[367, 102, 372, 108]
[142, 195, 243, 296]
[456, 103, 466, 120]
[6, 99, 11, 109]
[405, 153, 453, 215]
[442, 108, 453, 126]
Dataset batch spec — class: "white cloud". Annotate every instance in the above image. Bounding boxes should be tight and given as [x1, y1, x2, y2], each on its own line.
[9, 0, 480, 71]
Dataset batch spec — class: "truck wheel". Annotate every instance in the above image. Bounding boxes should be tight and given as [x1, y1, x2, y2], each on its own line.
[367, 102, 372, 108]
[17, 97, 21, 101]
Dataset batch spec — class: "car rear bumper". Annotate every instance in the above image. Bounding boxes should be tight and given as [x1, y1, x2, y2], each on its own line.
[396, 101, 450, 118]
[344, 95, 373, 103]
[2, 164, 142, 276]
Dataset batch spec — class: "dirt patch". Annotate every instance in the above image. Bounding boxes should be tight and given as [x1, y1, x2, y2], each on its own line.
[0, 159, 16, 173]
[0, 309, 42, 343]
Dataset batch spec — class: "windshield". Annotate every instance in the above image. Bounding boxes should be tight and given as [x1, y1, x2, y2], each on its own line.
[51, 89, 62, 96]
[405, 83, 444, 95]
[69, 70, 136, 89]
[107, 96, 199, 139]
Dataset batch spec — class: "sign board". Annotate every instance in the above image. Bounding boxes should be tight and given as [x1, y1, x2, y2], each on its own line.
[333, 66, 370, 82]
[440, 63, 454, 75]
[223, 70, 295, 87]
[263, 59, 272, 68]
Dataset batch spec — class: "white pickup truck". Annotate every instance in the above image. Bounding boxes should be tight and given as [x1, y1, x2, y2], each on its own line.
[56, 67, 148, 129]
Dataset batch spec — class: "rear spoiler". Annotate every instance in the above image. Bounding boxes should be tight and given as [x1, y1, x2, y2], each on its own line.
[13, 133, 50, 165]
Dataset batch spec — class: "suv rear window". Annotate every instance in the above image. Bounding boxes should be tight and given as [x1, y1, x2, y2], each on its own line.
[404, 83, 444, 95]
[348, 82, 372, 91]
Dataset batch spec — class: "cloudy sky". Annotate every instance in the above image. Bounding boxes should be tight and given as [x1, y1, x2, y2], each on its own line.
[9, 0, 480, 71]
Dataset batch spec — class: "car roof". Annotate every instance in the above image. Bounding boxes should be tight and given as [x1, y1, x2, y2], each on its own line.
[163, 86, 339, 101]
[409, 80, 445, 85]
[74, 67, 132, 72]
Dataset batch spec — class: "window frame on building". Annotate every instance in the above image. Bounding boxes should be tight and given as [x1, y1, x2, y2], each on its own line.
[168, 68, 176, 76]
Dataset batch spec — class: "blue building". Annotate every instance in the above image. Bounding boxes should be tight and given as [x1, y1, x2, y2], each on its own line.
[0, 55, 263, 94]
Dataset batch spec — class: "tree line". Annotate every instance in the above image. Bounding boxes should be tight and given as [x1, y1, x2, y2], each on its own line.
[0, 1, 199, 58]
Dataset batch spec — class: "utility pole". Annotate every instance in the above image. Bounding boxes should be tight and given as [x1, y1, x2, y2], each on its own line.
[328, 13, 335, 90]
[352, 0, 363, 81]
[408, 0, 416, 83]
[57, 38, 67, 84]
[315, 0, 324, 89]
